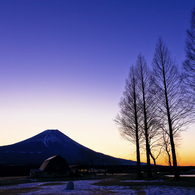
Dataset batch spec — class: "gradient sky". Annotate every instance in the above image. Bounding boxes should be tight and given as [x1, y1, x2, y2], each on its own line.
[0, 0, 194, 166]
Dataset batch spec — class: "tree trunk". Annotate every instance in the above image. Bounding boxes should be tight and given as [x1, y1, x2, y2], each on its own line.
[133, 78, 142, 179]
[150, 152, 157, 174]
[135, 129, 142, 178]
[162, 66, 180, 179]
[141, 68, 152, 178]
[165, 141, 172, 167]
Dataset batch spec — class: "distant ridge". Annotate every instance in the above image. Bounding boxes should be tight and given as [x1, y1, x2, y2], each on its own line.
[0, 129, 136, 166]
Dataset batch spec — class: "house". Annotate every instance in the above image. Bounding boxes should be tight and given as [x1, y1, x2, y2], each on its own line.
[39, 155, 70, 178]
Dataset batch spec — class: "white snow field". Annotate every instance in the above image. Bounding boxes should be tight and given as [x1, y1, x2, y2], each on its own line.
[0, 180, 195, 195]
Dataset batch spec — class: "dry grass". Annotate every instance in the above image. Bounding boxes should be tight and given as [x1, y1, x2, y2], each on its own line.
[92, 173, 195, 188]
[0, 173, 195, 195]
[0, 187, 39, 195]
[39, 182, 67, 186]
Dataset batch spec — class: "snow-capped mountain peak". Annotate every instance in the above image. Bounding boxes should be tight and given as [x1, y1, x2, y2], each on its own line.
[0, 129, 136, 166]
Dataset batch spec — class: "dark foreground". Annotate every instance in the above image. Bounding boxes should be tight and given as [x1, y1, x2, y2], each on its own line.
[0, 173, 195, 195]
[0, 173, 195, 186]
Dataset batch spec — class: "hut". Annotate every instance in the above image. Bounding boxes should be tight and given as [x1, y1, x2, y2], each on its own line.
[39, 155, 70, 178]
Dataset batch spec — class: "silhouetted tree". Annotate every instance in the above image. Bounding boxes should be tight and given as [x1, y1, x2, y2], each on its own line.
[162, 127, 172, 167]
[146, 83, 163, 172]
[115, 65, 142, 178]
[183, 6, 195, 96]
[136, 54, 153, 178]
[152, 38, 193, 178]
[148, 123, 163, 171]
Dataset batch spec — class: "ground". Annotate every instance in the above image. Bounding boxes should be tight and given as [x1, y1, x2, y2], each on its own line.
[0, 174, 195, 194]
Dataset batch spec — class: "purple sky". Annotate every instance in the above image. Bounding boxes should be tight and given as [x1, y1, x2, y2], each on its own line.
[0, 0, 194, 165]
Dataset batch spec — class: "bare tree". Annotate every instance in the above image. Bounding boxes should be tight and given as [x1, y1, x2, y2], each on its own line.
[152, 38, 193, 178]
[183, 6, 195, 95]
[162, 127, 172, 167]
[115, 65, 142, 178]
[136, 54, 153, 178]
[147, 87, 164, 170]
[148, 123, 163, 170]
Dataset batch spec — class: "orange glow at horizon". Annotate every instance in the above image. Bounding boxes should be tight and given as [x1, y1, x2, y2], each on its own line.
[117, 152, 195, 167]
[111, 125, 195, 167]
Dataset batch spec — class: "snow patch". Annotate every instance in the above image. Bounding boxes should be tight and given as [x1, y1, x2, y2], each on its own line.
[41, 130, 58, 147]
[122, 179, 164, 182]
[0, 180, 194, 195]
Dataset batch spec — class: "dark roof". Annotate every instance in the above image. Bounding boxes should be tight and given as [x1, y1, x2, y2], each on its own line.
[40, 155, 69, 172]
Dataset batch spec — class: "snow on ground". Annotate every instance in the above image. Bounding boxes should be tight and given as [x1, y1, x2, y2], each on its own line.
[0, 180, 195, 195]
[122, 180, 164, 182]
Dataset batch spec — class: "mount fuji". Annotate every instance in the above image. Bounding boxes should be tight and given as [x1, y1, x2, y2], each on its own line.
[0, 129, 136, 166]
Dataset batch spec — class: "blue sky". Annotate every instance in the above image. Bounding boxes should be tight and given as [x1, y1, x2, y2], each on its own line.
[0, 0, 194, 165]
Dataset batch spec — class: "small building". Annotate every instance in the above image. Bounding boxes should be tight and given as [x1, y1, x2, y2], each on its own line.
[30, 169, 42, 178]
[39, 155, 70, 178]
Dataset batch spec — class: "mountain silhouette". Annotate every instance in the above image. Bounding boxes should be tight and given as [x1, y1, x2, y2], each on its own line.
[0, 129, 136, 166]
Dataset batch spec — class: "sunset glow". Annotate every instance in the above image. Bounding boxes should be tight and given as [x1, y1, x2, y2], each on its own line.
[0, 0, 194, 167]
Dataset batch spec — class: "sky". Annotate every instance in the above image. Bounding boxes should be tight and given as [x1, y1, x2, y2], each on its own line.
[0, 0, 194, 166]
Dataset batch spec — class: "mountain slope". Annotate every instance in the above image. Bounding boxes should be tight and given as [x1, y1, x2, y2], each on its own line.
[0, 129, 136, 166]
